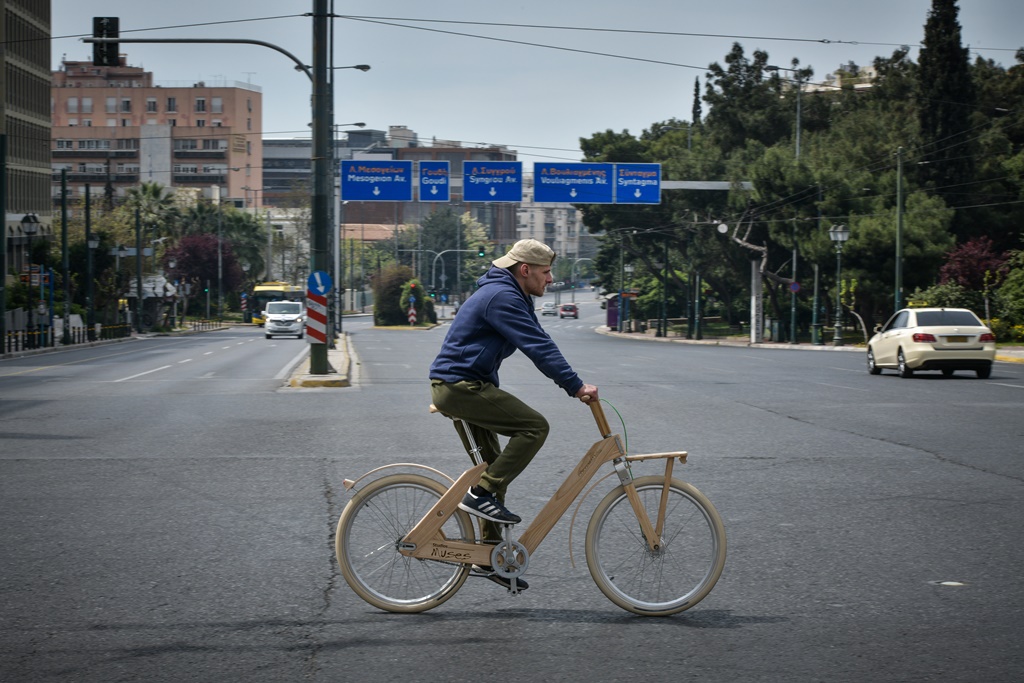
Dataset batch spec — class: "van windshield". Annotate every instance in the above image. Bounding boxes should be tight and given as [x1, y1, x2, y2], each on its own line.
[266, 302, 302, 315]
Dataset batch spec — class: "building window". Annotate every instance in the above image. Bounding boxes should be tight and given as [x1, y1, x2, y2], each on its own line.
[195, 98, 206, 113]
[212, 119, 223, 127]
[196, 119, 206, 127]
[82, 98, 93, 114]
[120, 98, 131, 113]
[56, 139, 74, 149]
[168, 118, 176, 127]
[174, 139, 198, 150]
[67, 97, 79, 113]
[166, 97, 177, 112]
[121, 119, 131, 127]
[202, 138, 226, 150]
[211, 97, 223, 114]
[247, 118, 252, 131]
[106, 97, 116, 113]
[83, 120, 92, 127]
[106, 119, 117, 127]
[68, 118, 78, 126]
[146, 98, 158, 113]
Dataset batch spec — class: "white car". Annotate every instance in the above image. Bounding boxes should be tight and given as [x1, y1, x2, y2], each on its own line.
[263, 301, 306, 339]
[866, 307, 995, 378]
[540, 302, 557, 316]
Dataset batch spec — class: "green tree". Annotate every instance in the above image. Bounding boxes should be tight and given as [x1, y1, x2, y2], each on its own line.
[372, 264, 414, 326]
[917, 0, 977, 232]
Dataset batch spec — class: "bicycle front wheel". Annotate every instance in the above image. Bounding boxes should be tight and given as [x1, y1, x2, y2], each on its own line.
[336, 473, 475, 613]
[585, 475, 726, 616]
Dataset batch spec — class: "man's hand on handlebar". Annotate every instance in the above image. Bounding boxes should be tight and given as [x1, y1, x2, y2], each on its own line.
[575, 384, 599, 404]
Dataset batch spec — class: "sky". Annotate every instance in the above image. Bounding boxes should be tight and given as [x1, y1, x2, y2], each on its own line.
[50, 1, 1023, 168]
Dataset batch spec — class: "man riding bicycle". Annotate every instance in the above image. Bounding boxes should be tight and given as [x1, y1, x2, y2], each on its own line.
[429, 239, 599, 590]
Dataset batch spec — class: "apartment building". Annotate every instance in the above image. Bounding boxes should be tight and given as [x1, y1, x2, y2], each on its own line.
[51, 56, 262, 207]
[2, 0, 52, 281]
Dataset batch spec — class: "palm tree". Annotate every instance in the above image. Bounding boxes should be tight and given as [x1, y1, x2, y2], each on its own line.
[124, 182, 182, 267]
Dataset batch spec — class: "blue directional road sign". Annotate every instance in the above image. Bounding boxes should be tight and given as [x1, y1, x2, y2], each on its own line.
[418, 161, 450, 202]
[308, 270, 333, 295]
[534, 162, 614, 204]
[463, 161, 523, 202]
[615, 163, 662, 204]
[340, 160, 413, 201]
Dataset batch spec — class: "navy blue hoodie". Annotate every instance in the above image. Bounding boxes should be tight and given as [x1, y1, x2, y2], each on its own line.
[429, 267, 584, 397]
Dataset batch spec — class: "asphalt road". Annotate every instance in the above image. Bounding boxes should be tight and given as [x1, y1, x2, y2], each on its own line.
[2, 300, 1023, 682]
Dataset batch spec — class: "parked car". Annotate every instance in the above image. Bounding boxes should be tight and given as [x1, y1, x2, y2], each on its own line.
[540, 302, 557, 316]
[866, 307, 995, 378]
[559, 303, 578, 319]
[263, 301, 306, 339]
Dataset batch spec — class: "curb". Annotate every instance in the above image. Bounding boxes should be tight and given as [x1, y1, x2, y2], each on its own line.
[287, 334, 353, 388]
[594, 326, 1024, 363]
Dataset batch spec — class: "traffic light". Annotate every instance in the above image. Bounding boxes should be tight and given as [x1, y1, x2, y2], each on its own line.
[477, 247, 486, 257]
[429, 290, 436, 298]
[92, 17, 120, 67]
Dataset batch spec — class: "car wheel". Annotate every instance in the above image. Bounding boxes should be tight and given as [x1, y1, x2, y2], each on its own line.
[942, 369, 955, 377]
[976, 365, 991, 379]
[298, 332, 304, 339]
[897, 349, 913, 378]
[867, 347, 882, 375]
[265, 333, 272, 339]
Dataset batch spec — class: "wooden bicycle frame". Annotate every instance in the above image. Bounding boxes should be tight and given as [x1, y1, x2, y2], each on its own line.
[399, 401, 686, 565]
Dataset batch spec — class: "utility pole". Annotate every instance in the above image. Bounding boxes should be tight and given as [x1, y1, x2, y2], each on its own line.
[309, 0, 331, 373]
[895, 146, 904, 313]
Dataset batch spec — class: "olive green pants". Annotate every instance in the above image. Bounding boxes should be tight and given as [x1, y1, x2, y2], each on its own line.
[430, 379, 549, 541]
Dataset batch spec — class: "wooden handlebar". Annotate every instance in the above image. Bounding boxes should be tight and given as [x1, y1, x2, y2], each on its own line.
[584, 397, 612, 438]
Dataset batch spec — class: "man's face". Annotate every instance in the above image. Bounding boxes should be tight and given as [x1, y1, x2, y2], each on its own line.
[521, 264, 553, 297]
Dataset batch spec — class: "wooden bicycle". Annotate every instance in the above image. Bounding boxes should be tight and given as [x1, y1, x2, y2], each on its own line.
[335, 399, 726, 616]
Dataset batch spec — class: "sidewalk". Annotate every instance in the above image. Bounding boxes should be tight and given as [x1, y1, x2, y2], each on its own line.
[595, 326, 1024, 363]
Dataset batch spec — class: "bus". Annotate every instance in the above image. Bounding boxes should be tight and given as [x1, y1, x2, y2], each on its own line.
[250, 281, 305, 326]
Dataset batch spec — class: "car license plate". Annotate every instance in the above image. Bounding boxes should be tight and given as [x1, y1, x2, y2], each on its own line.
[945, 335, 968, 343]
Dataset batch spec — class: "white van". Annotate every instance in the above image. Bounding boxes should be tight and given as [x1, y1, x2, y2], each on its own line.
[263, 301, 305, 339]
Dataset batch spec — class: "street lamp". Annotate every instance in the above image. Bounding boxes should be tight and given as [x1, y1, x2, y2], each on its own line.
[21, 213, 39, 272]
[168, 258, 178, 328]
[21, 214, 41, 340]
[829, 224, 850, 347]
[570, 258, 593, 303]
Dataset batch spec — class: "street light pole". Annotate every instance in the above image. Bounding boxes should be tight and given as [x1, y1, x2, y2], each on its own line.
[570, 258, 592, 303]
[895, 146, 904, 312]
[309, 0, 331, 373]
[829, 224, 850, 347]
[85, 185, 96, 341]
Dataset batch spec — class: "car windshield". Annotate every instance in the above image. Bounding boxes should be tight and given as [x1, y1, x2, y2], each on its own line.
[267, 302, 302, 315]
[915, 310, 981, 326]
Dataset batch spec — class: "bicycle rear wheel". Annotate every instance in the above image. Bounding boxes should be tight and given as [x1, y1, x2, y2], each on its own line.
[336, 473, 475, 613]
[585, 475, 726, 616]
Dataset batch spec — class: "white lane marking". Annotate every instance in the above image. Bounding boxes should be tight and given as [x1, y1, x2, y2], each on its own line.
[114, 365, 173, 382]
[178, 359, 192, 364]
[204, 352, 214, 356]
[991, 382, 1024, 389]
[812, 381, 870, 392]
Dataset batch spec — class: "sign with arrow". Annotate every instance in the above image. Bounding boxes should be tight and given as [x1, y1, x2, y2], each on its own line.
[307, 270, 333, 295]
[340, 160, 413, 201]
[614, 163, 661, 204]
[534, 162, 614, 204]
[463, 161, 522, 203]
[418, 161, 450, 202]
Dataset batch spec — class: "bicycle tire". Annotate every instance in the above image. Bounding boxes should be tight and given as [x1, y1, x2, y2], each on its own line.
[336, 473, 475, 613]
[585, 475, 726, 616]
